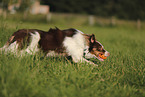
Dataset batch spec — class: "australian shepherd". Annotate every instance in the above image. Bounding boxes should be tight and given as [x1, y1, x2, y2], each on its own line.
[0, 27, 110, 65]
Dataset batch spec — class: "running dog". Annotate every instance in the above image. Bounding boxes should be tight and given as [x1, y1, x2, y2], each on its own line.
[0, 27, 110, 65]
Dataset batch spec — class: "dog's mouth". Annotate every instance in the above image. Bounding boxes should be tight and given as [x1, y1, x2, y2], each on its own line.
[96, 52, 110, 61]
[91, 54, 105, 61]
[84, 51, 110, 61]
[96, 55, 105, 61]
[95, 53, 109, 61]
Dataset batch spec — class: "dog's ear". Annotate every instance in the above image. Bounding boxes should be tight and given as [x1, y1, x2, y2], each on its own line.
[90, 34, 96, 43]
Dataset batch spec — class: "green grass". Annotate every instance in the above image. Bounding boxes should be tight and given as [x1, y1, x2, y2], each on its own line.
[0, 14, 145, 97]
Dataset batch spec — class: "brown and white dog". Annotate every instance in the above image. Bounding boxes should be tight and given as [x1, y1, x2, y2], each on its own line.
[0, 27, 110, 65]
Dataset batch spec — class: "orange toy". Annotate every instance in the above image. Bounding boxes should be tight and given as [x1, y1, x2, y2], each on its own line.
[99, 54, 107, 59]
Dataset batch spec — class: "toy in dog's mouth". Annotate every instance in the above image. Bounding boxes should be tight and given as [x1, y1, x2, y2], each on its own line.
[97, 54, 107, 61]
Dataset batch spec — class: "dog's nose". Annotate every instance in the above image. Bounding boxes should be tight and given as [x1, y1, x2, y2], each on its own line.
[105, 51, 110, 57]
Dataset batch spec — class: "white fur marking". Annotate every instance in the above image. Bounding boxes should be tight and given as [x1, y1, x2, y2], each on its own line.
[104, 51, 110, 57]
[63, 32, 86, 62]
[1, 41, 19, 55]
[7, 41, 19, 52]
[85, 53, 96, 59]
[21, 31, 40, 55]
[83, 46, 96, 59]
[63, 31, 97, 65]
[46, 51, 59, 57]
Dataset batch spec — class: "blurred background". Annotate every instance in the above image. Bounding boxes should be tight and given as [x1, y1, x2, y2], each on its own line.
[0, 0, 145, 29]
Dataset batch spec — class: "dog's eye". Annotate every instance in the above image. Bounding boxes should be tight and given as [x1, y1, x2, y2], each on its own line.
[98, 47, 103, 51]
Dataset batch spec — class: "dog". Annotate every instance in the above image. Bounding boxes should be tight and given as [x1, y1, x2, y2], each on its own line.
[0, 27, 110, 65]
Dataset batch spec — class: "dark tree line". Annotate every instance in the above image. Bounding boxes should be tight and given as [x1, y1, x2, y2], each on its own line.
[41, 0, 145, 20]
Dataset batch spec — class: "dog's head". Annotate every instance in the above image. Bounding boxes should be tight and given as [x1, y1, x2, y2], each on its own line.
[84, 34, 110, 61]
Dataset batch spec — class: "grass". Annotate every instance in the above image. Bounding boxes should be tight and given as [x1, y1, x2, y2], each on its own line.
[0, 13, 145, 97]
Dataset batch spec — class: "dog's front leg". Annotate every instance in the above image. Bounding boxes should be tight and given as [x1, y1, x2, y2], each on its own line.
[81, 58, 98, 66]
[72, 56, 98, 66]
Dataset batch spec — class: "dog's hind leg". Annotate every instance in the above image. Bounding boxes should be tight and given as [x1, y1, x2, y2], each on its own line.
[7, 41, 19, 54]
[20, 31, 40, 55]
[0, 36, 15, 53]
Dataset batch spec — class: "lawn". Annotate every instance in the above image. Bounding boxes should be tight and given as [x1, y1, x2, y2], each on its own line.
[0, 13, 144, 97]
